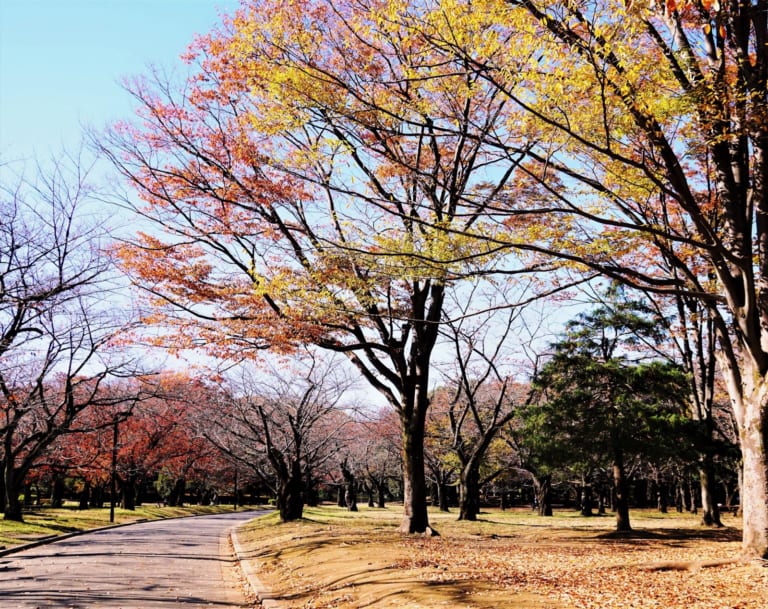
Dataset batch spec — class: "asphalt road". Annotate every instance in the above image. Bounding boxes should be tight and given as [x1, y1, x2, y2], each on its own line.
[0, 510, 265, 608]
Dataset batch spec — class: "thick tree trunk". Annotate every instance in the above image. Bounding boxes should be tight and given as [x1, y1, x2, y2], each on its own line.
[399, 412, 434, 534]
[580, 481, 593, 517]
[613, 451, 631, 532]
[720, 362, 768, 558]
[3, 462, 23, 521]
[168, 478, 186, 507]
[91, 485, 105, 509]
[341, 462, 358, 512]
[78, 481, 91, 510]
[699, 458, 722, 527]
[458, 465, 480, 521]
[50, 475, 65, 508]
[656, 477, 668, 514]
[121, 476, 137, 511]
[739, 401, 768, 558]
[376, 481, 387, 508]
[277, 461, 304, 522]
[0, 466, 5, 515]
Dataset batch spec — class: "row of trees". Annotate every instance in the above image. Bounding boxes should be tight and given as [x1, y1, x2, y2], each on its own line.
[0, 171, 736, 525]
[2, 301, 740, 534]
[4, 0, 765, 561]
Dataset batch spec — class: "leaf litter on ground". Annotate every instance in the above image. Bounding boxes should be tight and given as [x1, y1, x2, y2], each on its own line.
[235, 506, 767, 609]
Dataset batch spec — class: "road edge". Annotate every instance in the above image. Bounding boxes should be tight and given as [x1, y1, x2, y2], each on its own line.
[230, 524, 281, 609]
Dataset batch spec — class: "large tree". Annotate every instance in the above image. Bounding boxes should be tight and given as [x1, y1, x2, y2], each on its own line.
[98, 0, 560, 533]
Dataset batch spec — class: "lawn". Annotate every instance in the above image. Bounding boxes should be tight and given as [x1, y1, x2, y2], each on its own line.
[0, 502, 251, 551]
[234, 505, 766, 609]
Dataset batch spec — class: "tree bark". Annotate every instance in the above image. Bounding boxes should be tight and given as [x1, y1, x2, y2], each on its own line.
[78, 482, 91, 510]
[738, 399, 768, 558]
[580, 481, 593, 517]
[341, 461, 358, 512]
[532, 474, 553, 517]
[376, 482, 387, 508]
[719, 360, 768, 557]
[399, 409, 434, 534]
[277, 460, 304, 521]
[699, 458, 722, 527]
[121, 476, 137, 511]
[458, 464, 480, 521]
[3, 462, 23, 521]
[50, 475, 65, 508]
[168, 478, 186, 507]
[613, 450, 631, 532]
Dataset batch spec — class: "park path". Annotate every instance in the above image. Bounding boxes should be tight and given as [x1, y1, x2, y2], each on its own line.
[0, 510, 266, 608]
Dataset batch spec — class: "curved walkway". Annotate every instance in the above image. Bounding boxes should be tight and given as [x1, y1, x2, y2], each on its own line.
[0, 510, 266, 608]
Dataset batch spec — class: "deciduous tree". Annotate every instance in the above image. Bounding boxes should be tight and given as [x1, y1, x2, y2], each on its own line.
[0, 154, 142, 520]
[98, 0, 560, 534]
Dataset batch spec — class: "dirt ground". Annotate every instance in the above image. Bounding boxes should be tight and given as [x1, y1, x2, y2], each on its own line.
[234, 506, 767, 609]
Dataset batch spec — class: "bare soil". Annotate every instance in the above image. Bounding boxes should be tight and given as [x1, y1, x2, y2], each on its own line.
[235, 506, 767, 609]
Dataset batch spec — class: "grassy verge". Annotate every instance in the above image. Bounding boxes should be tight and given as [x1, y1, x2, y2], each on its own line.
[236, 505, 766, 609]
[0, 502, 257, 550]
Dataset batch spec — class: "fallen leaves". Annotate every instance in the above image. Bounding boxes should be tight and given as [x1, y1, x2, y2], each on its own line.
[238, 507, 768, 609]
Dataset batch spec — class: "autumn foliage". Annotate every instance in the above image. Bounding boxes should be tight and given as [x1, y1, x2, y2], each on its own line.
[98, 0, 768, 557]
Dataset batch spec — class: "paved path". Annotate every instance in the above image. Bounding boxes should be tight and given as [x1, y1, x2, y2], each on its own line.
[0, 510, 266, 608]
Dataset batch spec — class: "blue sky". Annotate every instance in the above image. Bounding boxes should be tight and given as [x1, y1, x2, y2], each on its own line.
[0, 0, 241, 163]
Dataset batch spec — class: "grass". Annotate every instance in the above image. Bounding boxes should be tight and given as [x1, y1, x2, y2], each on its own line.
[0, 502, 255, 550]
[235, 504, 767, 609]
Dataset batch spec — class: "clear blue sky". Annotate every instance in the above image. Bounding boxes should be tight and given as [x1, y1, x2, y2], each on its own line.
[0, 0, 241, 163]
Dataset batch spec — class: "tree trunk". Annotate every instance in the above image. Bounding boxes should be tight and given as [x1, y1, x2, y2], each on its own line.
[657, 477, 668, 514]
[277, 461, 304, 522]
[78, 481, 90, 510]
[532, 474, 553, 517]
[399, 411, 434, 534]
[337, 486, 346, 507]
[580, 481, 593, 517]
[0, 466, 5, 515]
[738, 398, 768, 558]
[121, 476, 136, 511]
[613, 450, 631, 532]
[718, 347, 768, 558]
[341, 461, 358, 512]
[699, 458, 723, 527]
[50, 474, 65, 508]
[91, 485, 105, 508]
[3, 462, 23, 521]
[168, 478, 186, 507]
[376, 480, 387, 508]
[458, 465, 480, 521]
